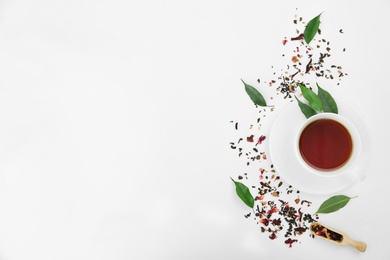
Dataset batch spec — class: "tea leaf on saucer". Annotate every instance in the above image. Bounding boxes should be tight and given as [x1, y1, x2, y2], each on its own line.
[231, 177, 255, 208]
[295, 96, 317, 119]
[242, 79, 267, 107]
[304, 13, 322, 45]
[317, 83, 338, 114]
[298, 83, 323, 111]
[315, 195, 357, 214]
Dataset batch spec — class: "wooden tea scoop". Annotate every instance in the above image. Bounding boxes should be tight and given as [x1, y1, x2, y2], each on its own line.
[310, 222, 367, 252]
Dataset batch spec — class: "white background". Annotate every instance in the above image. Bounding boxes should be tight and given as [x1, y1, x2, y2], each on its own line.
[0, 0, 389, 259]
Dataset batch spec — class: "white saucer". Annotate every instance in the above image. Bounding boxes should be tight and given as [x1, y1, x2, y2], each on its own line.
[269, 99, 370, 195]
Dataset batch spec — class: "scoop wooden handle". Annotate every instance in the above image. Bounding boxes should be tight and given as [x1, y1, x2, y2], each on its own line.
[347, 237, 367, 252]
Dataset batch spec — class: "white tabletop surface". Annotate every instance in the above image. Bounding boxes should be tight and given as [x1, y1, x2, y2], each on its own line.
[0, 0, 389, 259]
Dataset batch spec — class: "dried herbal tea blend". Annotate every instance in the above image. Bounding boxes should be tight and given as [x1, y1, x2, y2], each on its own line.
[311, 223, 343, 243]
[230, 11, 347, 248]
[272, 14, 347, 99]
[229, 126, 319, 247]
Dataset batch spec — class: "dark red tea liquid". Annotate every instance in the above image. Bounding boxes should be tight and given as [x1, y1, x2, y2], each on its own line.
[299, 119, 353, 171]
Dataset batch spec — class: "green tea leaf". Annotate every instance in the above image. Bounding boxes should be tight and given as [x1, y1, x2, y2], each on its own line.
[304, 13, 322, 45]
[241, 79, 267, 107]
[295, 96, 317, 118]
[315, 195, 357, 214]
[231, 177, 254, 208]
[298, 83, 323, 111]
[317, 83, 338, 114]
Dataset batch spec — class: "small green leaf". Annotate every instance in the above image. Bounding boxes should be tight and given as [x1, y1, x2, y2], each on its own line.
[241, 79, 267, 107]
[304, 13, 322, 45]
[315, 195, 357, 214]
[295, 96, 317, 118]
[298, 83, 323, 111]
[317, 83, 338, 114]
[231, 177, 254, 208]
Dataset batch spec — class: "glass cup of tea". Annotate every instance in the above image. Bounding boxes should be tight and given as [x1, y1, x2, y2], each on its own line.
[295, 113, 365, 180]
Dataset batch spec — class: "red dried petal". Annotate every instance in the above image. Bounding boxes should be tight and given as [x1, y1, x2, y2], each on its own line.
[298, 208, 303, 222]
[294, 227, 307, 235]
[291, 33, 304, 41]
[285, 238, 298, 248]
[257, 135, 266, 144]
[267, 207, 279, 216]
[272, 218, 281, 226]
[256, 195, 265, 201]
[269, 233, 277, 240]
[259, 218, 269, 226]
[247, 135, 254, 142]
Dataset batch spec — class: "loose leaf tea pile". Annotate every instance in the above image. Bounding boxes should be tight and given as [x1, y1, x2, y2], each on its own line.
[229, 11, 349, 248]
[229, 120, 319, 247]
